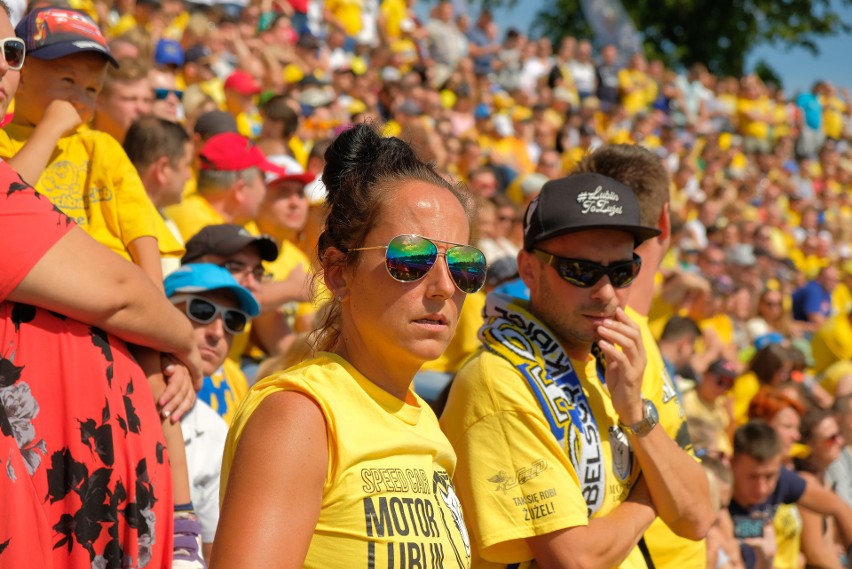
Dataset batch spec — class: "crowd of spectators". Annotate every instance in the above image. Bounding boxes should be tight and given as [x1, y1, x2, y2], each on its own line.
[2, 0, 852, 566]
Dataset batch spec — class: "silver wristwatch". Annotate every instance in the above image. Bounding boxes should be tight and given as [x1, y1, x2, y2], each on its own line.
[619, 399, 659, 437]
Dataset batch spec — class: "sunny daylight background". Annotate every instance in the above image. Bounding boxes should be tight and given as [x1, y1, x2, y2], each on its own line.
[418, 0, 852, 96]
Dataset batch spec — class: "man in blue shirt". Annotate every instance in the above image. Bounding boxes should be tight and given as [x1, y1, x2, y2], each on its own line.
[795, 81, 826, 159]
[792, 265, 840, 335]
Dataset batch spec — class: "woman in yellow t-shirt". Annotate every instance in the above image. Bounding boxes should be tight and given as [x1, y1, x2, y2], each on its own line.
[213, 124, 483, 568]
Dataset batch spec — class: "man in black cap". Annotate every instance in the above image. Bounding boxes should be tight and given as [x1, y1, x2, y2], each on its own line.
[182, 224, 309, 361]
[441, 172, 711, 568]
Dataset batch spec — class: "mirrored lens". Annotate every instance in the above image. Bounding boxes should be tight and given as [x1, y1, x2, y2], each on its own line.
[386, 235, 437, 282]
[608, 259, 641, 287]
[555, 256, 640, 289]
[3, 39, 24, 70]
[446, 246, 487, 293]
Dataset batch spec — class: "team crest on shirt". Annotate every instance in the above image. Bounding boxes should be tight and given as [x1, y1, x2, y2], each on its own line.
[608, 426, 633, 481]
[433, 471, 471, 559]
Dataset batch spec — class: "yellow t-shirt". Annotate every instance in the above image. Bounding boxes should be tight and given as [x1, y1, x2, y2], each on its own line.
[731, 371, 759, 427]
[832, 282, 852, 316]
[222, 353, 472, 568]
[0, 124, 183, 261]
[627, 308, 706, 569]
[737, 97, 771, 140]
[441, 349, 646, 569]
[823, 95, 847, 140]
[680, 389, 732, 456]
[199, 357, 250, 425]
[618, 69, 653, 116]
[421, 291, 485, 374]
[263, 238, 323, 328]
[163, 193, 260, 242]
[236, 110, 262, 140]
[325, 0, 363, 36]
[773, 504, 802, 569]
[380, 0, 407, 39]
[811, 313, 852, 376]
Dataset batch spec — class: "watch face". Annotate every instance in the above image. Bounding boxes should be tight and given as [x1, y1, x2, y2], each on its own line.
[644, 399, 659, 423]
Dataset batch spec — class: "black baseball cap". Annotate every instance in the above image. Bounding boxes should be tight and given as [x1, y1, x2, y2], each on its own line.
[523, 172, 661, 250]
[182, 224, 279, 264]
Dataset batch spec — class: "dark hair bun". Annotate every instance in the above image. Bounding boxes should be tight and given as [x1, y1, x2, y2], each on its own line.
[322, 123, 421, 203]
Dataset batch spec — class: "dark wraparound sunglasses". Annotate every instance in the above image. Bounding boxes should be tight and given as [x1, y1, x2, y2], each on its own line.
[0, 38, 25, 71]
[533, 249, 642, 289]
[349, 234, 487, 294]
[170, 294, 249, 335]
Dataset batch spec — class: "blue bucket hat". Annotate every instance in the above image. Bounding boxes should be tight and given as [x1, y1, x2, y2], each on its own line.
[164, 263, 260, 317]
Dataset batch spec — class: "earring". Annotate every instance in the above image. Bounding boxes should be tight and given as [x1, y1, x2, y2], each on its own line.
[337, 294, 343, 302]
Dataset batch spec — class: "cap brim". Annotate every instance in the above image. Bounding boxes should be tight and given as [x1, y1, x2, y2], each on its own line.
[267, 172, 316, 187]
[257, 158, 287, 177]
[29, 44, 119, 68]
[527, 224, 661, 250]
[252, 235, 279, 262]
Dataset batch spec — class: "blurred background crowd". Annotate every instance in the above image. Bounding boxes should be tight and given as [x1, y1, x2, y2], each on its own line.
[3, 0, 852, 566]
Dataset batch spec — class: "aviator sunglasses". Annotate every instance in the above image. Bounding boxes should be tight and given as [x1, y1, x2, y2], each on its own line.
[533, 250, 642, 289]
[169, 294, 249, 335]
[0, 38, 25, 71]
[350, 234, 487, 294]
[153, 87, 184, 101]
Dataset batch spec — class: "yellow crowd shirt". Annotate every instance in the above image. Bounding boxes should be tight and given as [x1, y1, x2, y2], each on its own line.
[627, 308, 706, 569]
[736, 97, 771, 140]
[618, 69, 653, 116]
[441, 350, 646, 569]
[731, 371, 759, 427]
[811, 312, 852, 376]
[222, 353, 472, 568]
[380, 0, 407, 39]
[263, 239, 328, 328]
[823, 95, 847, 140]
[325, 0, 364, 36]
[163, 193, 260, 242]
[680, 389, 733, 456]
[832, 281, 852, 316]
[773, 504, 803, 569]
[421, 291, 486, 374]
[0, 124, 183, 260]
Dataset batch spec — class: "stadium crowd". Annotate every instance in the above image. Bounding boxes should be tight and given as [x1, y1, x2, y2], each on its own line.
[1, 0, 852, 567]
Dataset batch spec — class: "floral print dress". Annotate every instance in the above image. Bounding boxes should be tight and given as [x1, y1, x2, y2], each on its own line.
[0, 169, 173, 568]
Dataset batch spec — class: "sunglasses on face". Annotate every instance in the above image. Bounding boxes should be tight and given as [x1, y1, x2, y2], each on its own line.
[349, 234, 487, 294]
[533, 250, 642, 289]
[0, 38, 25, 71]
[153, 87, 184, 101]
[170, 294, 249, 335]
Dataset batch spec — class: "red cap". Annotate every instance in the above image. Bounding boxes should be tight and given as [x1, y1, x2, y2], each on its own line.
[199, 133, 286, 175]
[224, 70, 261, 95]
[267, 171, 317, 187]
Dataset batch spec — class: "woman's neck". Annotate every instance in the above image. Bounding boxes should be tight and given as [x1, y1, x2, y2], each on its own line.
[333, 337, 418, 402]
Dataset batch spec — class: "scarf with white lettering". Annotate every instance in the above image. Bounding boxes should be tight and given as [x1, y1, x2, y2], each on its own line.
[479, 293, 606, 517]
